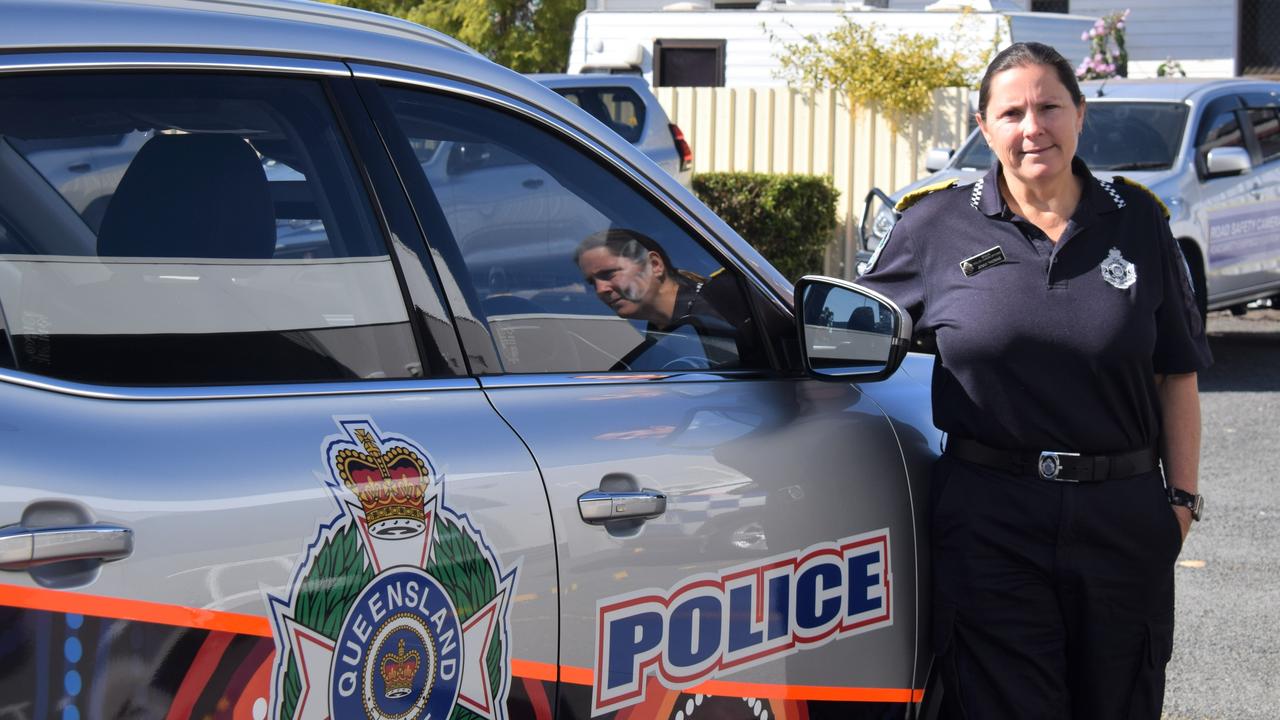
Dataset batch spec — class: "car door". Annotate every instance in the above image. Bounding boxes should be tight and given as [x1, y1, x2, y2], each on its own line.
[0, 58, 557, 720]
[1193, 94, 1274, 303]
[1235, 93, 1280, 297]
[358, 68, 928, 720]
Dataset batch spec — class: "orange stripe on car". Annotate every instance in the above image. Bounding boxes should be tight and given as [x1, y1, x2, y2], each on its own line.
[0, 584, 273, 636]
[509, 657, 920, 703]
[0, 585, 923, 704]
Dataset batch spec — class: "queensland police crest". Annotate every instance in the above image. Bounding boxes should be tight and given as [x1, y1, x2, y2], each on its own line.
[1101, 247, 1137, 290]
[268, 418, 517, 720]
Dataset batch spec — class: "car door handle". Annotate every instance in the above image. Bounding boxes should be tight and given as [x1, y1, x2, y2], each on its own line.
[578, 489, 667, 524]
[0, 524, 133, 570]
[521, 178, 544, 189]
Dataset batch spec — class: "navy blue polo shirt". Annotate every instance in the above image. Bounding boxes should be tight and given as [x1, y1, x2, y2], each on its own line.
[858, 159, 1212, 455]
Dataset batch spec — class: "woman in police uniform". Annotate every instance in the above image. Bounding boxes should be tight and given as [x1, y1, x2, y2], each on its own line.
[857, 42, 1210, 719]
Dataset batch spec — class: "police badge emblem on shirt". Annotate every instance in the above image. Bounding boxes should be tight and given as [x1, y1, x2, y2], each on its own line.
[1100, 247, 1137, 289]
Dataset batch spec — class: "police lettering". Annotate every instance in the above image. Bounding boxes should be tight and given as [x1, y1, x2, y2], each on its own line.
[593, 530, 892, 714]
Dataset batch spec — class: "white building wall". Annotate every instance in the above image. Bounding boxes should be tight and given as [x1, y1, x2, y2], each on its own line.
[892, 0, 1237, 77]
[581, 0, 1239, 78]
[1069, 0, 1236, 77]
[570, 9, 1090, 86]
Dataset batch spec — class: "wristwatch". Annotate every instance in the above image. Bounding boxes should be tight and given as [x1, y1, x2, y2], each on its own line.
[1168, 487, 1204, 521]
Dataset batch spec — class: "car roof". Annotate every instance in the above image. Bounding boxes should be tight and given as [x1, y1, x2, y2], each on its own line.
[1078, 77, 1280, 103]
[0, 0, 478, 59]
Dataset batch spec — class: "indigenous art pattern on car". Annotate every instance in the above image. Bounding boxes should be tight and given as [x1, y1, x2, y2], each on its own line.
[593, 529, 892, 715]
[268, 418, 517, 720]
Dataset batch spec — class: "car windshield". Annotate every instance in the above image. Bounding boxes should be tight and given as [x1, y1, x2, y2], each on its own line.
[952, 102, 1190, 172]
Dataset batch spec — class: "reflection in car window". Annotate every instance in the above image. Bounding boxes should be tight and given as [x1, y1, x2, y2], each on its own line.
[1247, 107, 1280, 162]
[0, 73, 424, 385]
[1199, 109, 1244, 155]
[555, 87, 646, 144]
[380, 86, 763, 374]
[954, 102, 1189, 172]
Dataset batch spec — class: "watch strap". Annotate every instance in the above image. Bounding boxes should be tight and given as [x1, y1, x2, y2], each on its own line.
[1168, 487, 1203, 521]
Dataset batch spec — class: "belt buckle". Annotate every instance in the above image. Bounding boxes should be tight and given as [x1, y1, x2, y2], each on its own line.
[1038, 451, 1080, 482]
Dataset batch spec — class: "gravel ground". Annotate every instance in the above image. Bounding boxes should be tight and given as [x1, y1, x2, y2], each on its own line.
[1163, 308, 1280, 720]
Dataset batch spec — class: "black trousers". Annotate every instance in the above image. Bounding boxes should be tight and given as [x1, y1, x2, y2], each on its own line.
[931, 455, 1184, 720]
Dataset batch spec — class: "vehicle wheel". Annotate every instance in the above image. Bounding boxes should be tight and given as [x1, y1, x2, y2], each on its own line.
[1179, 239, 1208, 324]
[1230, 304, 1247, 316]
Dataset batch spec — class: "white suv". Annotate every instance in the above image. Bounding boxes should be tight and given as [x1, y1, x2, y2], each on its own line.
[533, 73, 693, 187]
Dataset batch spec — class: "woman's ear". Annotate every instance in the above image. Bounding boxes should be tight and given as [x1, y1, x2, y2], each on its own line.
[647, 250, 667, 278]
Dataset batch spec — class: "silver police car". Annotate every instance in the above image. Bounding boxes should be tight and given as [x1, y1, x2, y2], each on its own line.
[0, 1, 938, 718]
[862, 78, 1280, 317]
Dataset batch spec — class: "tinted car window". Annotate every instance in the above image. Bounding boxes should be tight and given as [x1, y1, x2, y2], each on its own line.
[1198, 108, 1245, 154]
[0, 73, 423, 385]
[954, 102, 1189, 172]
[380, 86, 762, 373]
[554, 87, 646, 143]
[1247, 107, 1280, 162]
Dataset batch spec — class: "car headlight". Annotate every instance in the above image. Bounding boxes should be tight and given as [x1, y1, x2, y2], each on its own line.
[864, 205, 898, 251]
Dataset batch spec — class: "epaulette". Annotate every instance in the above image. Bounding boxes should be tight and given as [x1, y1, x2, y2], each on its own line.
[1114, 176, 1170, 220]
[894, 178, 958, 213]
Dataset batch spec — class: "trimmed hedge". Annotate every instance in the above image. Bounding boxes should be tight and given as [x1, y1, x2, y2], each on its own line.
[692, 173, 838, 282]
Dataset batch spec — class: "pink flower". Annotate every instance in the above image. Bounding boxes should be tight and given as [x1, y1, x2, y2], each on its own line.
[1116, 20, 1125, 30]
[1081, 30, 1090, 40]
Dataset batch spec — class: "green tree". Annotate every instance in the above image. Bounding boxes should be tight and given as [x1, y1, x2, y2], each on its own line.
[321, 0, 583, 73]
[773, 16, 978, 130]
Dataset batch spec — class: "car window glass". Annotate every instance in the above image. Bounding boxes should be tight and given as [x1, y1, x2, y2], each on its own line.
[1199, 108, 1244, 154]
[1247, 107, 1280, 162]
[1077, 103, 1187, 171]
[952, 131, 994, 170]
[955, 103, 1188, 172]
[379, 86, 763, 374]
[0, 73, 425, 385]
[554, 87, 646, 143]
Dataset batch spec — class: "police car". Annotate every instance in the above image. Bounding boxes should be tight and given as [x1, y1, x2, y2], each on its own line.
[861, 78, 1280, 318]
[0, 1, 939, 718]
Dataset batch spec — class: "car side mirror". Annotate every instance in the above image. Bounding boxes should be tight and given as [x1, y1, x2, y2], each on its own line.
[924, 147, 954, 173]
[794, 276, 913, 383]
[1204, 146, 1252, 178]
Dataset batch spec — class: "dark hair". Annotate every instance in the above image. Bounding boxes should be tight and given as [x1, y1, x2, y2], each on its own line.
[574, 228, 678, 280]
[977, 42, 1084, 119]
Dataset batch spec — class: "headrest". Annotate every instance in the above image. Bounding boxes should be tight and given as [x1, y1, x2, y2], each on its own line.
[98, 133, 275, 259]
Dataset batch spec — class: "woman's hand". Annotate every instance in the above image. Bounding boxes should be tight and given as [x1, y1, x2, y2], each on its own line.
[1173, 504, 1193, 543]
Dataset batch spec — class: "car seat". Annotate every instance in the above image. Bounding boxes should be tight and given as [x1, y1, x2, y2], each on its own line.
[97, 133, 275, 259]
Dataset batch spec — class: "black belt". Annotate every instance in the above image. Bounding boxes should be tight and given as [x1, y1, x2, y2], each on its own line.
[945, 437, 1159, 482]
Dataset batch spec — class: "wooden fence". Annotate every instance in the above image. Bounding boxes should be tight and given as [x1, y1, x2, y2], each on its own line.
[655, 86, 972, 278]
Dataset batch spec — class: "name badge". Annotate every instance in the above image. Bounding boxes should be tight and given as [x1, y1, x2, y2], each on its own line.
[959, 246, 1006, 277]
